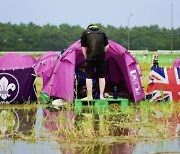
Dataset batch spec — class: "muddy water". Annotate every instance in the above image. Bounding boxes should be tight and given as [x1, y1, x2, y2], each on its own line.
[0, 138, 179, 154]
[0, 106, 179, 154]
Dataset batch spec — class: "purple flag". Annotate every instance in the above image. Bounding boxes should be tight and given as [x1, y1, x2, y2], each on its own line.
[0, 68, 37, 104]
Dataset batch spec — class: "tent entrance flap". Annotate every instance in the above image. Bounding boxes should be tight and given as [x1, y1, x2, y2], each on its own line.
[75, 59, 133, 100]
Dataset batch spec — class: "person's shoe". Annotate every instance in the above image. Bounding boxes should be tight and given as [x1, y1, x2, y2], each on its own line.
[104, 93, 113, 98]
[81, 96, 93, 101]
[52, 99, 66, 107]
[100, 96, 106, 100]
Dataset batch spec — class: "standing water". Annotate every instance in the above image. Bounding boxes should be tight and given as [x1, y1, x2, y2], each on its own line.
[0, 103, 179, 154]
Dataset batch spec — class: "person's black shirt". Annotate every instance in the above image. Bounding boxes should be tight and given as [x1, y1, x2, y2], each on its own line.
[81, 27, 108, 60]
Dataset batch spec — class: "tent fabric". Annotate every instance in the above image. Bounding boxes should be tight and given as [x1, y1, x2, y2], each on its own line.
[0, 52, 36, 70]
[34, 51, 59, 77]
[41, 51, 76, 102]
[0, 68, 37, 104]
[41, 40, 144, 102]
[0, 53, 37, 104]
[173, 57, 180, 67]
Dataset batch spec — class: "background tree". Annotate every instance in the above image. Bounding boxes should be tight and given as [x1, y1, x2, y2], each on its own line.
[0, 22, 179, 51]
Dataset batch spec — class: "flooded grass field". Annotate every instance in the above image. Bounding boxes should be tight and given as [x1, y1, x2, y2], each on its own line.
[0, 53, 180, 154]
[0, 102, 179, 154]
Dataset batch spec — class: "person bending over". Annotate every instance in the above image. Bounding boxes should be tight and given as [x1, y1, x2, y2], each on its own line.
[81, 24, 109, 100]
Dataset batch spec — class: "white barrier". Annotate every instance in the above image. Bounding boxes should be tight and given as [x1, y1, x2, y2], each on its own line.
[157, 50, 180, 54]
[129, 50, 148, 54]
[129, 50, 180, 54]
[0, 50, 179, 55]
[0, 51, 61, 55]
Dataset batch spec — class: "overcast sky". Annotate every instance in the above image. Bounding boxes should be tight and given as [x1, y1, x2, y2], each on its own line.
[0, 0, 179, 29]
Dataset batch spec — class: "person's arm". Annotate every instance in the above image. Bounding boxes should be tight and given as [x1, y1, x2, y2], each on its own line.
[81, 31, 87, 59]
[103, 32, 109, 52]
[82, 47, 87, 59]
[105, 44, 109, 52]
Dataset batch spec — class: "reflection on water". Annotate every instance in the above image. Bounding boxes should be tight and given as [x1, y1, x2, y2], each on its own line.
[59, 141, 134, 154]
[0, 140, 60, 154]
[0, 105, 179, 154]
[43, 108, 74, 131]
[0, 107, 36, 137]
[134, 138, 180, 154]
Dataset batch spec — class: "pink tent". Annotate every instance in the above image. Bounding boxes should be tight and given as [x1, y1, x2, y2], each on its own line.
[173, 57, 180, 67]
[0, 52, 36, 70]
[40, 40, 145, 103]
[34, 51, 59, 77]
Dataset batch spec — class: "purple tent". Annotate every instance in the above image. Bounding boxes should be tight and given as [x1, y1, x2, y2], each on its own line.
[0, 52, 36, 70]
[40, 40, 144, 103]
[34, 51, 59, 77]
[0, 52, 37, 104]
[173, 57, 180, 67]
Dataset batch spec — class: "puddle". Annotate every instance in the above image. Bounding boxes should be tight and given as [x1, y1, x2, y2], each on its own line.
[0, 137, 179, 154]
[0, 140, 60, 154]
[0, 105, 179, 154]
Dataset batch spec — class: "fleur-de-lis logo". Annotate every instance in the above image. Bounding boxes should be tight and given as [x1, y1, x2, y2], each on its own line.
[0, 77, 16, 100]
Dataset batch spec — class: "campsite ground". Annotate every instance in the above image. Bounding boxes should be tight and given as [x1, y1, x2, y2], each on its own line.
[0, 53, 179, 153]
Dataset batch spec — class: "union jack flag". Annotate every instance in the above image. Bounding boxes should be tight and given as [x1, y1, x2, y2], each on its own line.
[146, 66, 180, 102]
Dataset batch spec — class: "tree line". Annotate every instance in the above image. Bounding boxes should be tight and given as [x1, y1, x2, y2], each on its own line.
[0, 22, 180, 51]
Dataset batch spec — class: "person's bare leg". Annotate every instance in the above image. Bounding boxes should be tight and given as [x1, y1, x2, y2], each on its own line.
[86, 78, 93, 100]
[99, 78, 105, 99]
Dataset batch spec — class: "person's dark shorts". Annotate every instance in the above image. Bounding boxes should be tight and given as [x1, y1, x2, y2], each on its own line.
[85, 60, 106, 78]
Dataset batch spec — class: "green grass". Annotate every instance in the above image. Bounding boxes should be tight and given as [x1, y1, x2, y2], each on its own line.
[134, 53, 179, 67]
